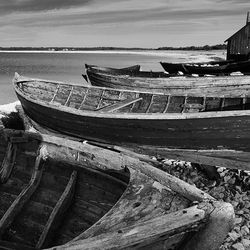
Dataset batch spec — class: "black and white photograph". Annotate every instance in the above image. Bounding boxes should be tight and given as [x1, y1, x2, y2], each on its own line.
[0, 1, 250, 249]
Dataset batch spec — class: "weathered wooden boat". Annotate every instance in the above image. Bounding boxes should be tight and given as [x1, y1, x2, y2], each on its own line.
[13, 73, 250, 171]
[85, 64, 140, 74]
[160, 60, 250, 76]
[0, 127, 234, 249]
[85, 65, 250, 96]
[159, 60, 234, 74]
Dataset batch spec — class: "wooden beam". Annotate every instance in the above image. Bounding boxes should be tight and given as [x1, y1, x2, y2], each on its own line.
[0, 153, 45, 237]
[96, 97, 142, 112]
[78, 88, 89, 110]
[36, 171, 77, 249]
[53, 205, 207, 250]
[50, 84, 60, 103]
[64, 86, 74, 106]
[145, 95, 153, 113]
[0, 142, 17, 183]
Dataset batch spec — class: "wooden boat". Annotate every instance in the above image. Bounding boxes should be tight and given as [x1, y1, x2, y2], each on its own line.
[13, 73, 250, 171]
[0, 127, 234, 249]
[159, 60, 233, 74]
[85, 65, 250, 96]
[85, 64, 140, 74]
[83, 64, 140, 83]
[160, 60, 250, 76]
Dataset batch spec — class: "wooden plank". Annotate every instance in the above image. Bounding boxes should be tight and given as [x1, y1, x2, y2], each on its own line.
[50, 84, 60, 103]
[0, 153, 45, 237]
[53, 205, 207, 250]
[181, 96, 188, 113]
[0, 142, 17, 183]
[145, 95, 153, 113]
[96, 90, 105, 109]
[136, 145, 250, 171]
[36, 171, 77, 249]
[78, 88, 89, 110]
[163, 95, 170, 113]
[64, 86, 74, 106]
[0, 240, 36, 250]
[96, 97, 142, 112]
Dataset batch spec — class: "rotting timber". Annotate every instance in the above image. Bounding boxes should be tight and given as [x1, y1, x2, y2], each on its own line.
[0, 127, 234, 249]
[13, 73, 250, 171]
[85, 63, 250, 96]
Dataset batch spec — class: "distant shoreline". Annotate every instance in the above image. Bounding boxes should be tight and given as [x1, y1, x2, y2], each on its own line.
[0, 44, 226, 52]
[0, 49, 226, 55]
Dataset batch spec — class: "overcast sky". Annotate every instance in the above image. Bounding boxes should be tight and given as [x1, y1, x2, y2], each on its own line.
[0, 0, 249, 48]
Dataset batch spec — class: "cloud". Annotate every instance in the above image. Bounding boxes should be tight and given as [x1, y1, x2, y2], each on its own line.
[2, 5, 245, 29]
[0, 0, 91, 14]
[0, 0, 248, 47]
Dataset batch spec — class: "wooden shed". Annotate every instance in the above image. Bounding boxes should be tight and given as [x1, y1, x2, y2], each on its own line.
[225, 12, 250, 61]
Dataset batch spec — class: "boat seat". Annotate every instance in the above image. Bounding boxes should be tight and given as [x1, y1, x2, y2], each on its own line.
[96, 97, 142, 112]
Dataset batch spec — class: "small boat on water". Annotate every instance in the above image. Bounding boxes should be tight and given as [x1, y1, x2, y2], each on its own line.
[0, 127, 234, 249]
[85, 64, 250, 96]
[160, 60, 250, 76]
[13, 73, 250, 170]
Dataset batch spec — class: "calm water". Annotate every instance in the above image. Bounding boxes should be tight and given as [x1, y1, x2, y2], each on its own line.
[0, 50, 225, 105]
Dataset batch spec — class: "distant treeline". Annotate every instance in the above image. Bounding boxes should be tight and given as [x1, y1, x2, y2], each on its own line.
[0, 44, 227, 51]
[157, 44, 227, 50]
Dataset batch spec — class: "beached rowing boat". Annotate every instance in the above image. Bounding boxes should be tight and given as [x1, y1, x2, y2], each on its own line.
[0, 128, 234, 249]
[83, 64, 140, 83]
[85, 64, 140, 74]
[159, 60, 233, 74]
[160, 60, 250, 76]
[85, 65, 250, 96]
[13, 73, 250, 171]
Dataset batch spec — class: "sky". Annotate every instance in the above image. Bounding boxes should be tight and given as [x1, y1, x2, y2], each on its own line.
[0, 0, 249, 48]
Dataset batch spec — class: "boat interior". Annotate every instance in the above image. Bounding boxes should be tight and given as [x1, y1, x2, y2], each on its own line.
[16, 79, 250, 114]
[0, 129, 129, 249]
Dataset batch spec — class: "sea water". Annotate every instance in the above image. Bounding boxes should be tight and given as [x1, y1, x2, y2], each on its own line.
[0, 50, 225, 105]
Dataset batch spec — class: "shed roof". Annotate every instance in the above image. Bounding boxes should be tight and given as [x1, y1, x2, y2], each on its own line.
[225, 12, 250, 42]
[224, 23, 250, 42]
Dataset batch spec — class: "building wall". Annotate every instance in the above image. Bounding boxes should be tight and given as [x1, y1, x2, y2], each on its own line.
[227, 25, 250, 60]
